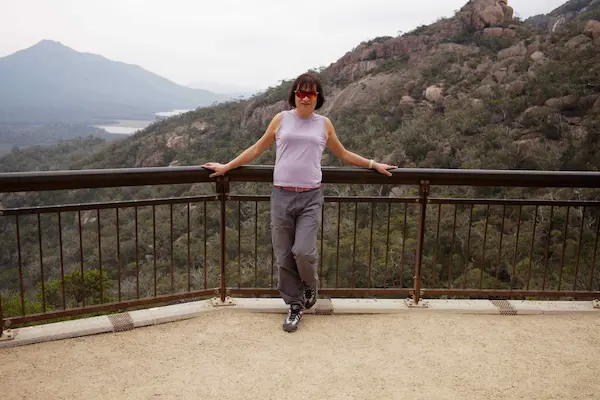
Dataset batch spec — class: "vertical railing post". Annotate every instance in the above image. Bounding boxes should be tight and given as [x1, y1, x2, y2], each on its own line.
[0, 294, 4, 337]
[0, 210, 4, 337]
[216, 176, 230, 303]
[413, 180, 429, 305]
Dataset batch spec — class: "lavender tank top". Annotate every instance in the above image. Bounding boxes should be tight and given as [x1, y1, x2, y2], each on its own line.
[273, 109, 327, 188]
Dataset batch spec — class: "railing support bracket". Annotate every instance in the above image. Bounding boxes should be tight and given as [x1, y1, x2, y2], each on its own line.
[405, 298, 430, 308]
[211, 296, 236, 307]
[0, 329, 15, 342]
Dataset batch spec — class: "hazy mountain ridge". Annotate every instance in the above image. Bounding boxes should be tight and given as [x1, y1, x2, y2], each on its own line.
[0, 40, 228, 124]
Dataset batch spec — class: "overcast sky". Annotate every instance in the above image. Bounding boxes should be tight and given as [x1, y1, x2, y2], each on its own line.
[0, 0, 566, 92]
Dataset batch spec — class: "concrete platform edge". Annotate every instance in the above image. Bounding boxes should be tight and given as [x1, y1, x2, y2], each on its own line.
[1, 298, 598, 348]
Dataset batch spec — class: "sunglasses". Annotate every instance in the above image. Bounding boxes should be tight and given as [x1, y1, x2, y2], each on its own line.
[295, 89, 318, 99]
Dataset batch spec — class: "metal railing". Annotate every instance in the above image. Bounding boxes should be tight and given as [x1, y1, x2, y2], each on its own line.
[1, 166, 600, 332]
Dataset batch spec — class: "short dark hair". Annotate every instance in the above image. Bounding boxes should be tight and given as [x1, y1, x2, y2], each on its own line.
[287, 73, 325, 110]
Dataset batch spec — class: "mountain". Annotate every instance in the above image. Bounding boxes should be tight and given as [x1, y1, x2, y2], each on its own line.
[525, 0, 600, 31]
[0, 40, 228, 124]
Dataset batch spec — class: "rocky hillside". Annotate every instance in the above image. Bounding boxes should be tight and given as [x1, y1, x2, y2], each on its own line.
[525, 0, 600, 32]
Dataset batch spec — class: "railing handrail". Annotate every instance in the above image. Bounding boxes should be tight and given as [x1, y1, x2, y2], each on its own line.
[1, 165, 600, 193]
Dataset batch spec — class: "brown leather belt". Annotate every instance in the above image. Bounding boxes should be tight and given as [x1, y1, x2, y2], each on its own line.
[275, 185, 322, 192]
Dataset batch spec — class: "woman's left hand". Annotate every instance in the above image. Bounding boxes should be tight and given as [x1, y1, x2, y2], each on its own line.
[373, 162, 398, 176]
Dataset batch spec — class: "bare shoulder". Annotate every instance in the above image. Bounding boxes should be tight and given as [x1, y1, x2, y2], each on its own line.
[266, 112, 284, 136]
[270, 111, 283, 126]
[322, 116, 336, 140]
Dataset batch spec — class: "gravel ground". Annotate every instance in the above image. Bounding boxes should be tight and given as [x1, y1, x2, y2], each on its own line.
[1, 311, 599, 400]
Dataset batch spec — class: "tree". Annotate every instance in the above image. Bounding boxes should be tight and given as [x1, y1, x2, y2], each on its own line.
[38, 268, 113, 309]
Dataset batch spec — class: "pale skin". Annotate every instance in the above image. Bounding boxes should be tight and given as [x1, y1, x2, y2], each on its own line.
[202, 84, 397, 177]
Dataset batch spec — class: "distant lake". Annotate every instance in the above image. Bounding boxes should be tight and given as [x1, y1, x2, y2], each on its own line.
[93, 109, 191, 134]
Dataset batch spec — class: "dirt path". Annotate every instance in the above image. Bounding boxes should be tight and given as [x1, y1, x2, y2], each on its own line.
[1, 312, 599, 399]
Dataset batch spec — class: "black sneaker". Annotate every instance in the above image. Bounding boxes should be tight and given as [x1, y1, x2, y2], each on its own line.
[282, 305, 303, 332]
[304, 286, 318, 310]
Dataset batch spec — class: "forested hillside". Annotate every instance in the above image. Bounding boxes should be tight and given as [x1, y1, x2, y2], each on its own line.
[0, 125, 126, 157]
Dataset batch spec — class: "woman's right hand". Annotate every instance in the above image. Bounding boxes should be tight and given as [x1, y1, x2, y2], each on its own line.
[201, 162, 230, 178]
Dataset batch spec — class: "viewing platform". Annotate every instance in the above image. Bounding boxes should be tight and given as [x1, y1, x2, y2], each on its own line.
[1, 165, 600, 398]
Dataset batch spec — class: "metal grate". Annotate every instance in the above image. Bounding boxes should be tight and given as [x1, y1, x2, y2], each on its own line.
[108, 312, 135, 332]
[314, 298, 334, 315]
[490, 300, 518, 316]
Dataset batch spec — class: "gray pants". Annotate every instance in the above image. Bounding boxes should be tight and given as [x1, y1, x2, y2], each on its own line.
[270, 186, 323, 307]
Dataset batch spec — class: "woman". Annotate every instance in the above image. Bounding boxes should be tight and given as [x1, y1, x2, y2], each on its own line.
[202, 73, 396, 332]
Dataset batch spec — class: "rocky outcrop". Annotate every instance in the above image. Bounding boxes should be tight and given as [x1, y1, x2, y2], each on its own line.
[404, 81, 417, 93]
[520, 106, 553, 126]
[325, 74, 402, 113]
[483, 27, 518, 37]
[399, 95, 416, 111]
[191, 121, 209, 131]
[471, 98, 485, 109]
[325, 13, 484, 85]
[530, 51, 545, 62]
[497, 44, 527, 60]
[566, 34, 592, 47]
[584, 20, 600, 39]
[473, 84, 495, 100]
[505, 80, 526, 95]
[459, 0, 515, 30]
[493, 69, 508, 84]
[476, 59, 494, 73]
[527, 41, 541, 54]
[335, 60, 380, 82]
[327, 36, 425, 82]
[424, 85, 444, 103]
[166, 134, 186, 149]
[582, 93, 600, 109]
[593, 96, 600, 113]
[483, 27, 503, 37]
[545, 95, 579, 111]
[242, 100, 287, 128]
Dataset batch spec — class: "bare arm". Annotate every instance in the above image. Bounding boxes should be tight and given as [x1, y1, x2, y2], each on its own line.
[325, 117, 397, 176]
[202, 112, 281, 177]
